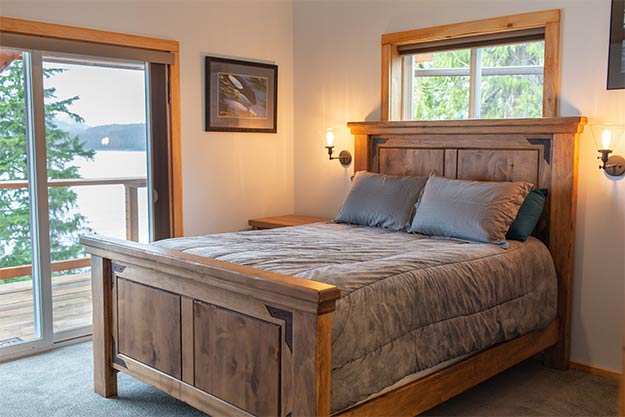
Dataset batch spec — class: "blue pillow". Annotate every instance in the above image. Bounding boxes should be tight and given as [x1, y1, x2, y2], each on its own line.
[335, 171, 428, 231]
[506, 188, 548, 241]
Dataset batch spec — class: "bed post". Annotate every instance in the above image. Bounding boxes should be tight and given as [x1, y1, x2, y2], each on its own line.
[544, 130, 581, 370]
[293, 311, 333, 417]
[91, 255, 118, 397]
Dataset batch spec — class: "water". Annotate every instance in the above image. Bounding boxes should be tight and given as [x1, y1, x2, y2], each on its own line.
[73, 150, 149, 243]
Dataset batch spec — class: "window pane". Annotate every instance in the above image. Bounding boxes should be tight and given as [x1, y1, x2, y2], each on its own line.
[479, 41, 544, 118]
[42, 57, 150, 335]
[480, 41, 544, 67]
[480, 74, 543, 118]
[414, 75, 470, 120]
[412, 50, 470, 120]
[0, 50, 37, 344]
[414, 49, 470, 69]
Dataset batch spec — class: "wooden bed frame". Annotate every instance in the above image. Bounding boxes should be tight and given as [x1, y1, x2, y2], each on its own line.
[81, 117, 586, 417]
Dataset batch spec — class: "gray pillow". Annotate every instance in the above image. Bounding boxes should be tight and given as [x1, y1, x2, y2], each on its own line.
[408, 176, 533, 247]
[336, 171, 428, 231]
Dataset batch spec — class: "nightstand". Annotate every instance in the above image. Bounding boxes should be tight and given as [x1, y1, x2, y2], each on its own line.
[248, 214, 329, 230]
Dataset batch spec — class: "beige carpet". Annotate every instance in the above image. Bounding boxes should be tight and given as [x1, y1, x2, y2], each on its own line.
[0, 342, 618, 416]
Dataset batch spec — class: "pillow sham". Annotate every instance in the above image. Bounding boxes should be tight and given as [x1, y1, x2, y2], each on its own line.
[335, 171, 428, 231]
[408, 176, 533, 247]
[506, 188, 548, 241]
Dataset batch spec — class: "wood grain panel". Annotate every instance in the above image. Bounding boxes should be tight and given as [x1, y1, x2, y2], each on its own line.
[543, 20, 560, 117]
[91, 255, 118, 397]
[181, 297, 194, 385]
[379, 148, 444, 176]
[0, 16, 179, 52]
[457, 149, 540, 184]
[117, 279, 181, 379]
[544, 132, 579, 369]
[193, 301, 281, 417]
[381, 9, 560, 45]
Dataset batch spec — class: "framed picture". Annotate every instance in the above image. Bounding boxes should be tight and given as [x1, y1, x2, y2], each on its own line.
[608, 0, 625, 89]
[205, 56, 278, 132]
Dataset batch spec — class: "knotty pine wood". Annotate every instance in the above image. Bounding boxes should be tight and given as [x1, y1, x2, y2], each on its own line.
[456, 149, 540, 184]
[193, 301, 281, 416]
[181, 297, 194, 386]
[0, 16, 178, 52]
[81, 235, 340, 315]
[381, 9, 560, 46]
[91, 255, 117, 397]
[569, 361, 621, 381]
[117, 278, 182, 379]
[168, 53, 184, 237]
[248, 214, 328, 230]
[379, 148, 445, 176]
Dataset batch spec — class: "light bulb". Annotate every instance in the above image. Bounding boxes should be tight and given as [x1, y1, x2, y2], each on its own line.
[325, 128, 335, 147]
[601, 129, 612, 150]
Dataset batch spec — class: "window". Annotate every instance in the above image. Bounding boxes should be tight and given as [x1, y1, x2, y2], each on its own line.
[405, 41, 545, 120]
[381, 10, 560, 121]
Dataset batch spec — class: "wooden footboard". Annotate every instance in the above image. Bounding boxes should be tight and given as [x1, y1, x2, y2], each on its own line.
[81, 235, 340, 417]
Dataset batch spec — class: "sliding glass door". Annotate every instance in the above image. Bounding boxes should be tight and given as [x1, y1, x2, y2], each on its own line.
[0, 49, 156, 357]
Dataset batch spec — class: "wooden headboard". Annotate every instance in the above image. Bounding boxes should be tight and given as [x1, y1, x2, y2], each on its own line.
[348, 117, 587, 369]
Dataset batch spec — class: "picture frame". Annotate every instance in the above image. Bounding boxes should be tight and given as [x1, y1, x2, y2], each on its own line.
[205, 56, 278, 132]
[608, 0, 625, 89]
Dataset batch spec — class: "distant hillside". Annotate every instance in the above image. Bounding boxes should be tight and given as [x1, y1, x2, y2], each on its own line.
[78, 124, 147, 151]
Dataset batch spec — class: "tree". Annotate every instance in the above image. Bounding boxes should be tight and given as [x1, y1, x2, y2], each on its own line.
[0, 56, 93, 283]
[412, 42, 544, 120]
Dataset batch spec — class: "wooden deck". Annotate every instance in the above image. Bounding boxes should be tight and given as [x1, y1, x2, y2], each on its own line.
[0, 273, 92, 342]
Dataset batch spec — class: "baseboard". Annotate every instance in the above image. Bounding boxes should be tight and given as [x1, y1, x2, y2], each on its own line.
[570, 361, 621, 381]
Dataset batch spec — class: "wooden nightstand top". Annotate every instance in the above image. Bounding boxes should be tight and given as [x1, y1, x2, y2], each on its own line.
[248, 214, 329, 230]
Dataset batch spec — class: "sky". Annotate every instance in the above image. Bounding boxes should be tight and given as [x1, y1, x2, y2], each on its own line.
[43, 61, 146, 127]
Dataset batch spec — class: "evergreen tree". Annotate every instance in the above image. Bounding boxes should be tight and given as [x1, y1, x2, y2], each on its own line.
[0, 57, 93, 282]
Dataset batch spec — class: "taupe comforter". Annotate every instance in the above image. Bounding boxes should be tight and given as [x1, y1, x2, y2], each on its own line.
[155, 222, 557, 412]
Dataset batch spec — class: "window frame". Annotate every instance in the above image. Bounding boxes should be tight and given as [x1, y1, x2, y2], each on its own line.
[381, 9, 560, 121]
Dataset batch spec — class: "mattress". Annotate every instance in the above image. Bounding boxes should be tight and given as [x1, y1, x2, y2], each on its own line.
[155, 222, 557, 413]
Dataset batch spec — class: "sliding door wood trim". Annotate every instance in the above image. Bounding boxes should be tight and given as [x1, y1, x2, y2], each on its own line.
[169, 52, 183, 237]
[0, 16, 178, 52]
[0, 16, 184, 236]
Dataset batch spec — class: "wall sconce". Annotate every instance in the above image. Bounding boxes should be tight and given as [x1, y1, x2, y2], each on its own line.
[325, 128, 352, 166]
[590, 124, 625, 177]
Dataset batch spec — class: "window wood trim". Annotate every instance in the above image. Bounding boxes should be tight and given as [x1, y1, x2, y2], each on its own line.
[381, 9, 560, 121]
[0, 16, 184, 237]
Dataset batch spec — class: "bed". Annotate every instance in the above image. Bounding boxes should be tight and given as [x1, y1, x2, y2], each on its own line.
[81, 117, 586, 417]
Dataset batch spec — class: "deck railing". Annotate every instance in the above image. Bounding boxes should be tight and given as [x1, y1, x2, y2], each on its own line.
[0, 176, 147, 282]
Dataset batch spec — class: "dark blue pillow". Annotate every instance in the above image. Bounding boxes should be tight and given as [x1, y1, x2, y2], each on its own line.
[506, 188, 548, 241]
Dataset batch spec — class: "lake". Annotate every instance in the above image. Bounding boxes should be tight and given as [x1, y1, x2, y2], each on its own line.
[74, 150, 150, 243]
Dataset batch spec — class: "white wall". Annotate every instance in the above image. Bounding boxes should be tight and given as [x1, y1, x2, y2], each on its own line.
[1, 0, 295, 235]
[293, 0, 624, 372]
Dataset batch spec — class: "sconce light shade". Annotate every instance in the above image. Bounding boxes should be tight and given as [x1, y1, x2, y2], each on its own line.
[590, 124, 625, 177]
[590, 124, 624, 151]
[324, 128, 352, 167]
[326, 128, 335, 147]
